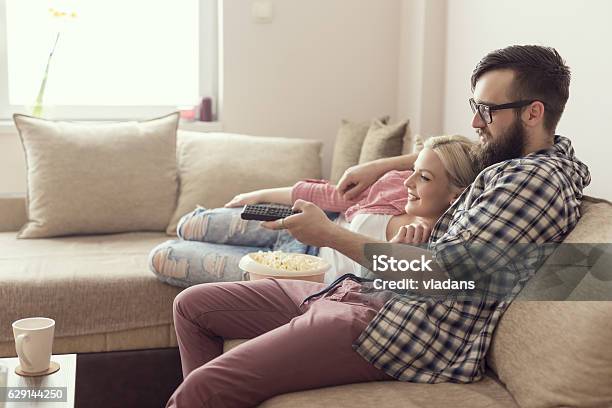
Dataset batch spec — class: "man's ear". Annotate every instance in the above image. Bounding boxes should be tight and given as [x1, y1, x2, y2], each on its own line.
[522, 101, 545, 128]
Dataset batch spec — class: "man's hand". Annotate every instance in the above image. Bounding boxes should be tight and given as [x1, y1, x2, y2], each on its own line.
[261, 200, 337, 247]
[390, 222, 432, 244]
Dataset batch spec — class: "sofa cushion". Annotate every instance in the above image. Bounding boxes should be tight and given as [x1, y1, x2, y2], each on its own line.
[166, 132, 323, 235]
[0, 324, 177, 357]
[222, 340, 518, 407]
[0, 193, 27, 233]
[259, 376, 517, 408]
[329, 117, 389, 184]
[358, 119, 409, 165]
[0, 231, 181, 345]
[13, 113, 179, 238]
[488, 197, 612, 408]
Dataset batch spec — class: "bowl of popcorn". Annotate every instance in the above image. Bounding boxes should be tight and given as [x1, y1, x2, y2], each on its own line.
[239, 251, 330, 283]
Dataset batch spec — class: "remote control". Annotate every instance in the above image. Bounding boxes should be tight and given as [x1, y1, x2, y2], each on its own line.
[240, 204, 299, 221]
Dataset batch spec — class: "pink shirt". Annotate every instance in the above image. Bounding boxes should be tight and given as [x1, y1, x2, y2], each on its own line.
[291, 170, 411, 222]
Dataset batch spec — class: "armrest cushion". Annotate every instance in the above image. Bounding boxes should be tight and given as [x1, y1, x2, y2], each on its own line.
[0, 193, 26, 232]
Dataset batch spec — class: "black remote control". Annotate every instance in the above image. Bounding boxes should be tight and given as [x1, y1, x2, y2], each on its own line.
[240, 204, 299, 221]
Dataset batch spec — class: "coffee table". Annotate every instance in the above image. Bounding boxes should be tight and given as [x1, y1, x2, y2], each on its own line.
[0, 354, 76, 407]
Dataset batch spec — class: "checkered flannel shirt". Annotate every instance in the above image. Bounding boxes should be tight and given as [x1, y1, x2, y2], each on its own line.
[351, 136, 590, 383]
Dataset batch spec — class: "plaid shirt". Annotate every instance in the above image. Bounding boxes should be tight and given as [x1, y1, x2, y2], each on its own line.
[350, 135, 590, 383]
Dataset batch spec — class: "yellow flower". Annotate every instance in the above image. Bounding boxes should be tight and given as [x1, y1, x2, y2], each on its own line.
[48, 7, 77, 19]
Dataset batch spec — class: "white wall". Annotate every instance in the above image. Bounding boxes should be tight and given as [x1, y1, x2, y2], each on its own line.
[396, 0, 447, 137]
[443, 0, 612, 199]
[221, 0, 402, 179]
[2, 0, 609, 201]
[0, 0, 402, 193]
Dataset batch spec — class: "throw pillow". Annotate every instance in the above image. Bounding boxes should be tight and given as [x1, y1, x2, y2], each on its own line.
[14, 113, 179, 238]
[358, 118, 410, 164]
[166, 131, 322, 235]
[329, 116, 389, 184]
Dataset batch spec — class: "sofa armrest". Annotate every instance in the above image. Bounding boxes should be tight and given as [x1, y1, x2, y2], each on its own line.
[0, 193, 26, 232]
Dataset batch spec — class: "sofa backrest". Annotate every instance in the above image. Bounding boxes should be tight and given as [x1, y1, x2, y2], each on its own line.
[488, 197, 612, 408]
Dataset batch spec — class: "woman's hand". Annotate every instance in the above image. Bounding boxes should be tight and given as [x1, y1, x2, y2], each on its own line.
[336, 162, 385, 200]
[224, 190, 266, 208]
[390, 222, 432, 244]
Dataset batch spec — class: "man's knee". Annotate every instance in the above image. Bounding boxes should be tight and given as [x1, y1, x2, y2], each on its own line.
[173, 284, 209, 320]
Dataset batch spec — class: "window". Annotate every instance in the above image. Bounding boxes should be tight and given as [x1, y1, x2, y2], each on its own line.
[0, 0, 218, 120]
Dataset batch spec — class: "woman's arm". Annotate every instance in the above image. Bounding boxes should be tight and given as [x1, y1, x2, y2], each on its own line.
[226, 180, 365, 212]
[225, 187, 292, 207]
[291, 180, 362, 213]
[337, 152, 418, 200]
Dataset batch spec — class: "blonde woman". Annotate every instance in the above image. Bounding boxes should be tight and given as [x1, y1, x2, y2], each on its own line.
[165, 135, 482, 407]
[150, 135, 479, 286]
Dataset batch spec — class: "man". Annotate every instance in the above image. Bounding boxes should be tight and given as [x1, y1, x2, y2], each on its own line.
[167, 45, 589, 406]
[267, 46, 590, 382]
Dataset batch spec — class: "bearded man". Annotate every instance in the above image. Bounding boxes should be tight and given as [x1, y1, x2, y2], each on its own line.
[166, 45, 590, 407]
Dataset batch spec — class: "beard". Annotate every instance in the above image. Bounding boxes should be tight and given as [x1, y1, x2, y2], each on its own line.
[471, 117, 526, 170]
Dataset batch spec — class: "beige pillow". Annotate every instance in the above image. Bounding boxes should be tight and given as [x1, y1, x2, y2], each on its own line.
[166, 131, 322, 235]
[329, 116, 389, 184]
[358, 119, 410, 164]
[488, 198, 612, 408]
[14, 113, 179, 238]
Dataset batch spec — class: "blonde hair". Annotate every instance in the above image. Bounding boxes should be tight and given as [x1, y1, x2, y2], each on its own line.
[423, 135, 478, 190]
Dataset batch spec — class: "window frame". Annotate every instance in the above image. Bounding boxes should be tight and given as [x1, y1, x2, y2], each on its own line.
[0, 0, 219, 121]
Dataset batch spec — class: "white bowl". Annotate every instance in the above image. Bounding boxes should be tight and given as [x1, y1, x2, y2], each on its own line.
[239, 252, 331, 283]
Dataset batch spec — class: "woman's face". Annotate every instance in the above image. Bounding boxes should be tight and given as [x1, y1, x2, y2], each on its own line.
[404, 148, 460, 219]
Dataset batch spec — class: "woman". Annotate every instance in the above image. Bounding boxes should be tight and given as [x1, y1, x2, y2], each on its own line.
[150, 135, 476, 286]
[165, 135, 480, 407]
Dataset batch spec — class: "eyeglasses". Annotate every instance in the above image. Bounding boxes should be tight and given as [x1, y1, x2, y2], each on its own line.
[469, 98, 540, 124]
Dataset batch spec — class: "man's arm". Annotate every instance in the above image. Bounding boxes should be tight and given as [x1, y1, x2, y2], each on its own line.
[337, 152, 418, 200]
[263, 199, 375, 265]
[332, 228, 451, 286]
[263, 200, 448, 284]
[431, 163, 567, 296]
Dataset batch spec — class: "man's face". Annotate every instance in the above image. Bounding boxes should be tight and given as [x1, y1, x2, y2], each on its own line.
[471, 69, 527, 169]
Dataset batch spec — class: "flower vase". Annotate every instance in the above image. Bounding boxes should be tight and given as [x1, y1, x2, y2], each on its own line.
[31, 32, 60, 118]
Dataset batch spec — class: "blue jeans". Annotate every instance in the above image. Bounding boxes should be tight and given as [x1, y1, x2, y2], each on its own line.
[149, 207, 319, 288]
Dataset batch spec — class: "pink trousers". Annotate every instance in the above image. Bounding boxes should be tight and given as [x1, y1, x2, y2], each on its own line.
[166, 278, 395, 407]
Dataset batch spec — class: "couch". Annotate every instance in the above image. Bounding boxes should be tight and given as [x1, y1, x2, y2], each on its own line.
[1, 129, 611, 408]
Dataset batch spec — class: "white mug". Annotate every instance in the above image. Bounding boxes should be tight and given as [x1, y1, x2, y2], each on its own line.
[12, 317, 55, 373]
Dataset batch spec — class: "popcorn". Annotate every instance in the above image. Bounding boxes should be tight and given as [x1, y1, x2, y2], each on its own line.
[250, 251, 324, 272]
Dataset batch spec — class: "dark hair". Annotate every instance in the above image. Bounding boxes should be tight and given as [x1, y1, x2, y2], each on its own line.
[471, 45, 571, 133]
